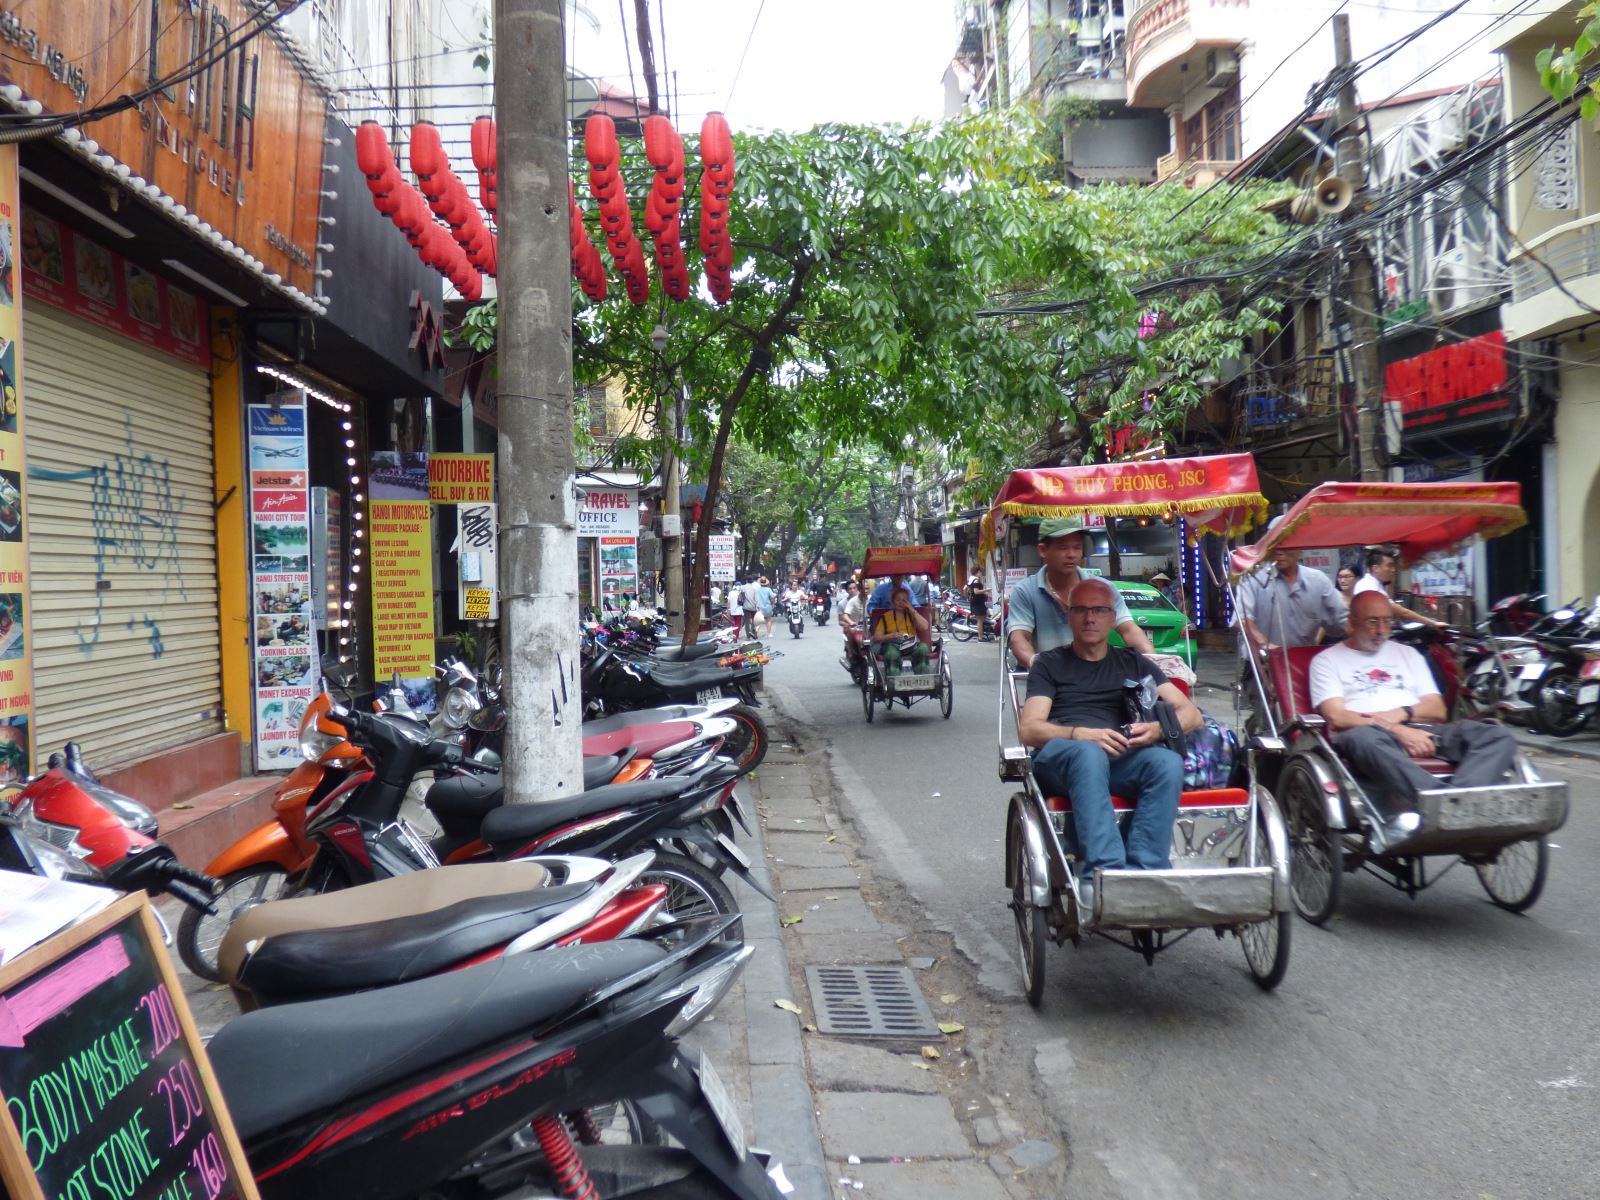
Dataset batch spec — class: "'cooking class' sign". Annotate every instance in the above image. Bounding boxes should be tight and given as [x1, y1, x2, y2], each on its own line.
[247, 394, 319, 770]
[0, 893, 260, 1200]
[0, 146, 33, 792]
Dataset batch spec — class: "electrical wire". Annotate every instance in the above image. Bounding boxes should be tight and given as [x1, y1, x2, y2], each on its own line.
[724, 0, 766, 113]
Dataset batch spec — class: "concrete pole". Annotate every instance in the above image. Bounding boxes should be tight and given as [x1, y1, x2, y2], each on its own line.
[495, 0, 585, 800]
[1333, 13, 1385, 482]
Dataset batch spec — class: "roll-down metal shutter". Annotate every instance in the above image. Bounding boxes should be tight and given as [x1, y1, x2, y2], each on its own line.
[25, 306, 222, 768]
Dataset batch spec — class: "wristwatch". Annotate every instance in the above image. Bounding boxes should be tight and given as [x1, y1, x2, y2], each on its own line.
[1402, 705, 1414, 723]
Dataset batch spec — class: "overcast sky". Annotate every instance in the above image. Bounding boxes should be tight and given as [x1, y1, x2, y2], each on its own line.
[568, 0, 959, 132]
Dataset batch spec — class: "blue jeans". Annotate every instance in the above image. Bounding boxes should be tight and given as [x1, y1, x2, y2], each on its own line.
[1033, 739, 1184, 871]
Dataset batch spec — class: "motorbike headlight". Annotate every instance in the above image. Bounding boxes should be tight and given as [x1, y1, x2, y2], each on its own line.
[299, 724, 344, 763]
[13, 798, 94, 862]
[443, 685, 481, 729]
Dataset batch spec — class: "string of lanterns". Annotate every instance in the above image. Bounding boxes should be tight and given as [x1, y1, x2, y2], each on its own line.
[354, 109, 737, 309]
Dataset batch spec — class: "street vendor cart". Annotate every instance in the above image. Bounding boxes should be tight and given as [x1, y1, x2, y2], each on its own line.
[981, 454, 1292, 1004]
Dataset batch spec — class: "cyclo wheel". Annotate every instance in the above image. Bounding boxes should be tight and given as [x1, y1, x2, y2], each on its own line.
[939, 657, 953, 719]
[1474, 836, 1549, 912]
[1008, 805, 1049, 1008]
[1280, 757, 1342, 925]
[1238, 804, 1291, 989]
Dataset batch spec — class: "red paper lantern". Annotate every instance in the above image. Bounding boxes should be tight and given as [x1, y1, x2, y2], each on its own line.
[700, 113, 733, 171]
[410, 122, 445, 180]
[356, 121, 391, 178]
[470, 116, 496, 173]
[644, 115, 681, 170]
[584, 114, 620, 169]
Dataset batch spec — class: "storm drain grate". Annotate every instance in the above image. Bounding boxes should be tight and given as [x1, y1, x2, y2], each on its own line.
[805, 965, 940, 1038]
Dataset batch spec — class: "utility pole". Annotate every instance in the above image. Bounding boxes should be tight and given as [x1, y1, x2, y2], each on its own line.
[495, 0, 585, 801]
[652, 321, 685, 636]
[1333, 13, 1386, 483]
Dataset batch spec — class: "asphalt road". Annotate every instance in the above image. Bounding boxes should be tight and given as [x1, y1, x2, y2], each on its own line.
[768, 619, 1600, 1200]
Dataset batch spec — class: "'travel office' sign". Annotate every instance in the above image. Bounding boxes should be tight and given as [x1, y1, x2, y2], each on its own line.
[577, 486, 639, 537]
[0, 893, 260, 1200]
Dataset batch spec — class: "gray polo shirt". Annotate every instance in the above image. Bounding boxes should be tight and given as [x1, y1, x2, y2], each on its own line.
[1237, 565, 1347, 647]
[1005, 566, 1132, 654]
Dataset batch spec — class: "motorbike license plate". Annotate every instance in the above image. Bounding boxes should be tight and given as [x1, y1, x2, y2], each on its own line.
[1581, 685, 1600, 706]
[1518, 662, 1548, 681]
[697, 687, 724, 706]
[697, 1050, 747, 1161]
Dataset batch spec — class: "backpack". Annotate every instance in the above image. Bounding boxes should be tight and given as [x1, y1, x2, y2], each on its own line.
[1183, 714, 1240, 790]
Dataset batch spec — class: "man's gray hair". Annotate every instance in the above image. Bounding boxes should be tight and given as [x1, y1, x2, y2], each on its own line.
[1067, 576, 1116, 606]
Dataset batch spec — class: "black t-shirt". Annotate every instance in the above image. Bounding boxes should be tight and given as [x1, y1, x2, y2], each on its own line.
[968, 581, 989, 610]
[1026, 645, 1167, 729]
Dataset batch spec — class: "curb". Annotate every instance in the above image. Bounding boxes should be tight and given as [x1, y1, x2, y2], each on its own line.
[741, 738, 830, 1200]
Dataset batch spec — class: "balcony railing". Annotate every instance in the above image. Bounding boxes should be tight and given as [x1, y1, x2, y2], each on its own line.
[1227, 355, 1337, 443]
[1508, 214, 1600, 305]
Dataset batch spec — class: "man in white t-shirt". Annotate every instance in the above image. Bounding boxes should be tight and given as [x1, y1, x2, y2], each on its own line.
[1352, 547, 1444, 629]
[1309, 590, 1517, 824]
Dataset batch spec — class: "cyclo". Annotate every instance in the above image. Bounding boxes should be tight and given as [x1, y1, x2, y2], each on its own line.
[854, 545, 953, 722]
[1235, 481, 1569, 924]
[985, 454, 1292, 1004]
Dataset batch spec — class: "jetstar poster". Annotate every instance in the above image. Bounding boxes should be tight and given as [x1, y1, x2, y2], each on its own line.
[370, 451, 436, 711]
[0, 147, 33, 792]
[248, 395, 319, 770]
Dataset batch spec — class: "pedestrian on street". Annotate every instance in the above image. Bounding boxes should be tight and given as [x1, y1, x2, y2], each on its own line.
[757, 576, 775, 638]
[738, 577, 761, 640]
[727, 580, 743, 630]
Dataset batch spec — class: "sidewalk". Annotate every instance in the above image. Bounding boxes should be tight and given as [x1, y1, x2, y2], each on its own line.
[755, 684, 1062, 1200]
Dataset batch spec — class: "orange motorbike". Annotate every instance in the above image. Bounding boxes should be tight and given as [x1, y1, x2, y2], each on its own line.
[177, 694, 370, 980]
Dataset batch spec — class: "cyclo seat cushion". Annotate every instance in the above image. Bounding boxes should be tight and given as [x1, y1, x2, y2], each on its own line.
[1264, 645, 1326, 720]
[209, 940, 667, 1140]
[218, 860, 552, 988]
[1046, 787, 1250, 814]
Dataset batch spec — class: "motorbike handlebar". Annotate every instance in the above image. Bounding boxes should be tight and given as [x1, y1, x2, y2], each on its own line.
[103, 846, 219, 914]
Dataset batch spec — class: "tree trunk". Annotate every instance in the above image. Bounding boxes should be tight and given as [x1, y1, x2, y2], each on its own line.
[495, 0, 585, 800]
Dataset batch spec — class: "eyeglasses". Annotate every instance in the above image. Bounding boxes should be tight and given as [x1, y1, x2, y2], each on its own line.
[1357, 617, 1394, 630]
[1068, 605, 1114, 618]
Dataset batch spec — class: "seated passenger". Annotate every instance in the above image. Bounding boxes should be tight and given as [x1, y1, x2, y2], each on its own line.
[1310, 591, 1517, 831]
[1019, 578, 1202, 880]
[872, 586, 930, 675]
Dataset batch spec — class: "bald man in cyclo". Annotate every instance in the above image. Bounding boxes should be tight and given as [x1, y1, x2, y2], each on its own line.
[1310, 589, 1518, 835]
[1019, 577, 1203, 894]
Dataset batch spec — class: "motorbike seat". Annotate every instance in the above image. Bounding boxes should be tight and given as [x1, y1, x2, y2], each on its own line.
[209, 939, 668, 1141]
[480, 764, 733, 849]
[582, 720, 701, 760]
[426, 762, 637, 834]
[218, 861, 553, 987]
[650, 641, 728, 663]
[583, 706, 702, 734]
[645, 661, 751, 689]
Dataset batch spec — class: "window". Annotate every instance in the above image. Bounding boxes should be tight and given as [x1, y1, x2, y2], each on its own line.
[1183, 81, 1241, 164]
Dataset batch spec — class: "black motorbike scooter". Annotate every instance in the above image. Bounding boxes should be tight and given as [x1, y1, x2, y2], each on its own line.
[583, 645, 769, 774]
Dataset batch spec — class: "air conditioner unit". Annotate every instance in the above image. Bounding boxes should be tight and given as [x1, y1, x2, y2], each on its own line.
[1429, 247, 1497, 315]
[1428, 99, 1470, 157]
[1205, 48, 1239, 88]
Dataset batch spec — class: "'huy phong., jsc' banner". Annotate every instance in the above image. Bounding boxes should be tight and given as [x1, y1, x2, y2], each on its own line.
[0, 146, 33, 792]
[248, 395, 320, 770]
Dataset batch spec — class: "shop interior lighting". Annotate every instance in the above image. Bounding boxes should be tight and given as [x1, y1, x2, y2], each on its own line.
[161, 257, 249, 307]
[254, 364, 353, 413]
[19, 168, 134, 239]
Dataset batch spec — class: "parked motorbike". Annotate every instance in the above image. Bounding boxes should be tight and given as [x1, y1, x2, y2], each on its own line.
[5, 741, 161, 868]
[583, 644, 769, 773]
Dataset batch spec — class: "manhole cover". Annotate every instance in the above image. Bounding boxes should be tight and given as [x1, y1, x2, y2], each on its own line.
[804, 965, 940, 1038]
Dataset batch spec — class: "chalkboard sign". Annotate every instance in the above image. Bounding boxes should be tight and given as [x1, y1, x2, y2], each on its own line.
[0, 893, 260, 1200]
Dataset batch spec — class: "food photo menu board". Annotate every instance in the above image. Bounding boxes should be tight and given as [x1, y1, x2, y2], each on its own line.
[248, 395, 319, 770]
[0, 892, 260, 1200]
[0, 148, 33, 791]
[19, 212, 209, 370]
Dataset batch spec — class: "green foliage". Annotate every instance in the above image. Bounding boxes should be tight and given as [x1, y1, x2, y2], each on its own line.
[1536, 5, 1600, 116]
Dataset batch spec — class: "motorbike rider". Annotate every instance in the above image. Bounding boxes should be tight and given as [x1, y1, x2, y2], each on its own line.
[838, 580, 868, 667]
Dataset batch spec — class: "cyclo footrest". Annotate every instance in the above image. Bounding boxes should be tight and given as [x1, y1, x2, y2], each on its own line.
[1095, 866, 1275, 930]
[1383, 780, 1568, 856]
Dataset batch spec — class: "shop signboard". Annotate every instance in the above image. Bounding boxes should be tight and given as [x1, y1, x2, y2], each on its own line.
[0, 147, 31, 792]
[18, 213, 209, 368]
[708, 535, 736, 582]
[599, 536, 639, 610]
[0, 891, 262, 1200]
[369, 452, 436, 711]
[457, 502, 499, 621]
[428, 453, 494, 504]
[247, 393, 319, 770]
[577, 486, 639, 536]
[1383, 330, 1514, 432]
[1412, 553, 1471, 597]
[1299, 548, 1340, 575]
[0, 0, 325, 295]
